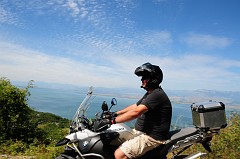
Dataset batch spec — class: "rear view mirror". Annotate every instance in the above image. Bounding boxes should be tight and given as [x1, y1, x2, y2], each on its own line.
[109, 98, 117, 110]
[111, 98, 117, 106]
[101, 101, 108, 111]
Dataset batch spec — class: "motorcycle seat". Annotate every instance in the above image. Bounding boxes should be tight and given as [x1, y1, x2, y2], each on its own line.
[167, 127, 198, 143]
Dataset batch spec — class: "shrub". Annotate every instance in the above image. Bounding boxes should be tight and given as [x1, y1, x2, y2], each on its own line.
[0, 77, 36, 143]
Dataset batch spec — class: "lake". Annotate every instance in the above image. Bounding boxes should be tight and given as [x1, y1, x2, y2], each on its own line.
[27, 87, 234, 129]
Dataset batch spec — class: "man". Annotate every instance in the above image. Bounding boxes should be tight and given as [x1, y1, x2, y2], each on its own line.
[111, 62, 172, 159]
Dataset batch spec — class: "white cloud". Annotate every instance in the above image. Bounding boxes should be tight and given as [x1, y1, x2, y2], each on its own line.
[0, 41, 138, 88]
[141, 31, 172, 47]
[0, 1, 239, 91]
[66, 0, 80, 17]
[160, 54, 240, 90]
[0, 3, 19, 26]
[183, 33, 232, 49]
[153, 0, 169, 3]
[1, 40, 240, 91]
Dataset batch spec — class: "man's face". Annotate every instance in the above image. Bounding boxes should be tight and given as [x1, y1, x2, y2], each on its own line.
[141, 76, 149, 88]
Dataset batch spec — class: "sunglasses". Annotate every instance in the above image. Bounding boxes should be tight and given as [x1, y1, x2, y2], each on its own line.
[141, 76, 149, 81]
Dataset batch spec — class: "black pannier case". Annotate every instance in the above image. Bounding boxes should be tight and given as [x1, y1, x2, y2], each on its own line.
[191, 101, 227, 130]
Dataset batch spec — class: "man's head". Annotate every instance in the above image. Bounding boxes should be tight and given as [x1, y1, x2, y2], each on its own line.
[134, 62, 163, 90]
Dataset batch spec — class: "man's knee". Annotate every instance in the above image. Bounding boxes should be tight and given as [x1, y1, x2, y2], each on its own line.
[114, 148, 129, 159]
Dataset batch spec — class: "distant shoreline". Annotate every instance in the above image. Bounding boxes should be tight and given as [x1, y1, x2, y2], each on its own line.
[226, 105, 240, 110]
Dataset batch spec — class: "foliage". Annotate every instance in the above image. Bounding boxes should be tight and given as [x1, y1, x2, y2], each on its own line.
[0, 111, 69, 158]
[31, 111, 70, 146]
[204, 112, 240, 158]
[0, 77, 35, 142]
[0, 77, 69, 158]
[0, 139, 65, 159]
[0, 110, 69, 157]
[31, 111, 70, 128]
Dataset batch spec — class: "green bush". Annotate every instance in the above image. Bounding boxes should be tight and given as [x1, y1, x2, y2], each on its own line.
[0, 77, 69, 158]
[207, 112, 240, 158]
[0, 77, 36, 143]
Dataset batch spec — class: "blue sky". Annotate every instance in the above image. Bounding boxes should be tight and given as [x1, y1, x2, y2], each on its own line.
[0, 0, 240, 91]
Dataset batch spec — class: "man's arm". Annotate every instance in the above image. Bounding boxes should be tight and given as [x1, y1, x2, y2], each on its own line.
[114, 104, 148, 123]
[116, 104, 138, 115]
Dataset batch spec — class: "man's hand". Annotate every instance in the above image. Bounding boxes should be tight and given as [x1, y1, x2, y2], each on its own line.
[102, 111, 117, 119]
[94, 119, 111, 132]
[111, 111, 118, 117]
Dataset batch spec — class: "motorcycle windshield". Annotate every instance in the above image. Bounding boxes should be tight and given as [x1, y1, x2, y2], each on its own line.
[70, 86, 96, 130]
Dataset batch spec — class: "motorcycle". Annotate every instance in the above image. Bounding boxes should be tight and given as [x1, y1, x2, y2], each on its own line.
[55, 87, 227, 159]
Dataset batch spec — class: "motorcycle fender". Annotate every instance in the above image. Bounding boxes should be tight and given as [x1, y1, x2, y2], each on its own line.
[56, 138, 70, 146]
[66, 131, 89, 142]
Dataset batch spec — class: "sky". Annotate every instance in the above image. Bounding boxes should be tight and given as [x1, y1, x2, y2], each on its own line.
[0, 0, 240, 91]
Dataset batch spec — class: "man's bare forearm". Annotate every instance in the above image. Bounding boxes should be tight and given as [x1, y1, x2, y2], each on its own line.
[117, 104, 137, 115]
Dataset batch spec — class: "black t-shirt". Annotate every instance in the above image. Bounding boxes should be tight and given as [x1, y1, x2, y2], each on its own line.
[135, 87, 172, 140]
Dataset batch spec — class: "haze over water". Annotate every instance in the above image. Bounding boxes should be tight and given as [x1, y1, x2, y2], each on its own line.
[28, 87, 237, 129]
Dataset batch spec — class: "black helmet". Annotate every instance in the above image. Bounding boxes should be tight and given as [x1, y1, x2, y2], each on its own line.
[135, 62, 163, 88]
